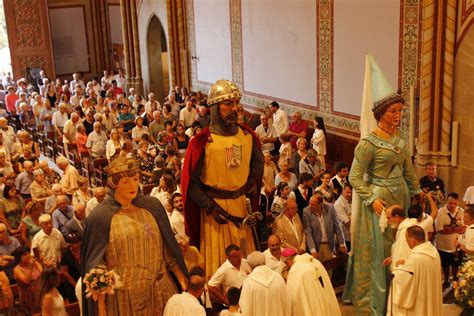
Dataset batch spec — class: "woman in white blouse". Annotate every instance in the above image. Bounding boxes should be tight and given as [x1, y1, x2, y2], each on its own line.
[105, 128, 123, 162]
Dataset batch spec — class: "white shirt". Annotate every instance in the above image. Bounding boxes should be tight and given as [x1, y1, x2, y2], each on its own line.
[101, 114, 118, 132]
[263, 248, 285, 274]
[434, 206, 464, 252]
[85, 197, 99, 217]
[459, 224, 474, 258]
[131, 125, 149, 140]
[272, 109, 288, 137]
[255, 124, 277, 152]
[163, 292, 206, 316]
[63, 119, 77, 144]
[86, 131, 108, 158]
[170, 210, 185, 235]
[208, 259, 252, 295]
[31, 228, 67, 264]
[52, 111, 68, 128]
[418, 213, 434, 239]
[334, 195, 351, 242]
[60, 164, 80, 195]
[179, 107, 197, 128]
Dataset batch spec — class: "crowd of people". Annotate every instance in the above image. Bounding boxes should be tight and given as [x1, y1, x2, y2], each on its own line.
[0, 69, 472, 316]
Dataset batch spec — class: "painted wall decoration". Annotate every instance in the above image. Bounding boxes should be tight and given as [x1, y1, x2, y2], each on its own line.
[186, 0, 423, 140]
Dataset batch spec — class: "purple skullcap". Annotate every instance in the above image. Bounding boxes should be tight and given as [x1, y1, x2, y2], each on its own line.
[281, 247, 297, 258]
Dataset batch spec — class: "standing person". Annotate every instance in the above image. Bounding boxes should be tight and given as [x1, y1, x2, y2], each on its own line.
[272, 199, 306, 254]
[419, 161, 446, 215]
[388, 226, 442, 316]
[13, 246, 43, 315]
[342, 55, 421, 315]
[286, 111, 307, 149]
[238, 251, 289, 316]
[302, 194, 347, 264]
[311, 117, 327, 170]
[334, 184, 352, 250]
[39, 267, 67, 316]
[434, 192, 465, 287]
[330, 161, 350, 200]
[270, 101, 288, 140]
[286, 253, 341, 316]
[81, 156, 188, 315]
[182, 79, 264, 276]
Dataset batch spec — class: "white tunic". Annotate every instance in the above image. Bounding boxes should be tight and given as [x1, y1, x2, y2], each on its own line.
[163, 292, 206, 316]
[388, 242, 443, 316]
[239, 265, 289, 316]
[390, 218, 418, 270]
[286, 254, 341, 316]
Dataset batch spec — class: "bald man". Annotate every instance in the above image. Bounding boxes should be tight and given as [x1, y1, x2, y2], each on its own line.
[52, 195, 74, 235]
[164, 274, 205, 316]
[86, 187, 106, 217]
[86, 122, 108, 158]
[263, 234, 285, 274]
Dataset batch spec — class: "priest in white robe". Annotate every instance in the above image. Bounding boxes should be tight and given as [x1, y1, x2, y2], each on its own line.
[388, 225, 442, 316]
[385, 205, 419, 269]
[239, 251, 289, 316]
[286, 253, 341, 316]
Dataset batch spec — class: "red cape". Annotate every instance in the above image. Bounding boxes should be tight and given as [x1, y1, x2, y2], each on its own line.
[181, 125, 262, 248]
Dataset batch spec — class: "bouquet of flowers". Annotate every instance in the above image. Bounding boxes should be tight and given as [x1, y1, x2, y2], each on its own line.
[453, 260, 474, 309]
[84, 266, 123, 316]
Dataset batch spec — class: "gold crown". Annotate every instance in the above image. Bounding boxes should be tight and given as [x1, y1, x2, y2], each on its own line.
[105, 157, 140, 176]
[207, 79, 242, 106]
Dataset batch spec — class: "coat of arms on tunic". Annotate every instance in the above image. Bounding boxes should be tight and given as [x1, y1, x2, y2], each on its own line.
[225, 144, 242, 169]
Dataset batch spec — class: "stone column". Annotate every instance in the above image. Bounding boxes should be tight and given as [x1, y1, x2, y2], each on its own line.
[417, 0, 457, 174]
[119, 0, 143, 95]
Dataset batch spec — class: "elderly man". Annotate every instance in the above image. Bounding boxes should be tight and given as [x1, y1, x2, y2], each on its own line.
[31, 214, 68, 266]
[52, 195, 74, 235]
[255, 114, 277, 153]
[145, 92, 161, 114]
[64, 203, 86, 238]
[86, 122, 108, 158]
[0, 223, 20, 257]
[208, 244, 252, 305]
[239, 251, 289, 316]
[263, 234, 285, 274]
[15, 161, 34, 199]
[299, 149, 322, 182]
[163, 274, 206, 316]
[63, 112, 80, 146]
[56, 156, 80, 195]
[182, 79, 264, 276]
[272, 198, 306, 254]
[179, 100, 197, 129]
[287, 111, 307, 148]
[39, 161, 60, 186]
[45, 184, 65, 214]
[149, 111, 164, 144]
[195, 105, 209, 128]
[302, 194, 346, 263]
[101, 106, 117, 133]
[85, 186, 106, 217]
[388, 226, 442, 316]
[52, 103, 69, 136]
[0, 117, 16, 154]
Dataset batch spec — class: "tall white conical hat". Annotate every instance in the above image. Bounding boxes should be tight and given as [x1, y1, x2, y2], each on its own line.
[367, 54, 400, 111]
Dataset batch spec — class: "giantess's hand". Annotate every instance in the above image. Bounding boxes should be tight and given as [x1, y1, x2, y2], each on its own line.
[371, 199, 385, 216]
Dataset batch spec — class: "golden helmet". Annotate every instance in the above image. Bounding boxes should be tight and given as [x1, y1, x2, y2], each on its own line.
[207, 79, 242, 106]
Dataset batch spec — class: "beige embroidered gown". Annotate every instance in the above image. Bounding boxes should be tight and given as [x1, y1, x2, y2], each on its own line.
[105, 207, 177, 315]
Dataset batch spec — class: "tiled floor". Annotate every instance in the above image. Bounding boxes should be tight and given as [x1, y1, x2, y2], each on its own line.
[339, 304, 463, 315]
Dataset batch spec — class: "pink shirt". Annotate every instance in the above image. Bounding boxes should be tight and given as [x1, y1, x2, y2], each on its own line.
[289, 120, 308, 148]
